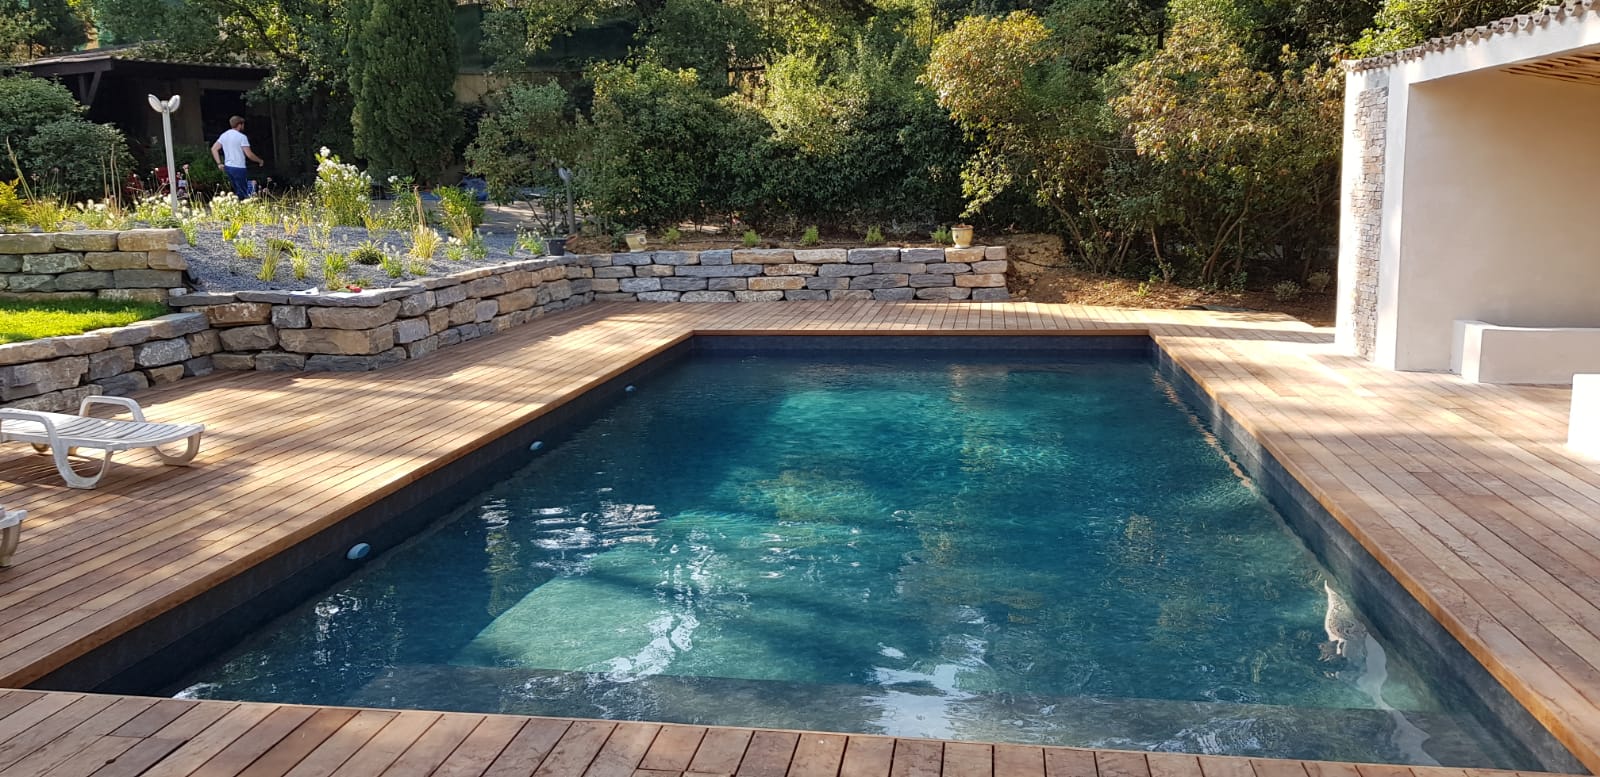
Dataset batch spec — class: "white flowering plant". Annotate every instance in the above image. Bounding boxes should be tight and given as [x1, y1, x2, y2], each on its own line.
[313, 147, 372, 227]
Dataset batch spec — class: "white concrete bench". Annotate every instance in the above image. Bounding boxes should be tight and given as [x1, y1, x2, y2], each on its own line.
[1453, 321, 1600, 384]
[1571, 375, 1600, 458]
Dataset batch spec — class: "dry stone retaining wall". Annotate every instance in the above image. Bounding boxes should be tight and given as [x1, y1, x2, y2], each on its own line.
[0, 229, 188, 304]
[0, 238, 1012, 412]
[588, 246, 1009, 302]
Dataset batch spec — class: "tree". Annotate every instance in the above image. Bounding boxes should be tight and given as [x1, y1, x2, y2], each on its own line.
[1112, 0, 1341, 285]
[926, 11, 1137, 272]
[349, 0, 462, 181]
[0, 0, 86, 60]
[465, 82, 587, 206]
[1352, 0, 1540, 55]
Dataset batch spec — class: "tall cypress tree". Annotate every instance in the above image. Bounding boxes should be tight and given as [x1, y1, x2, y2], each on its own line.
[350, 0, 461, 182]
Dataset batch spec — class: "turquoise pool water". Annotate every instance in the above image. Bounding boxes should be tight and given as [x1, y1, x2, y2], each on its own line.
[176, 352, 1540, 766]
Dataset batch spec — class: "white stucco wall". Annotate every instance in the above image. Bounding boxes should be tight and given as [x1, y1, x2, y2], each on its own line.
[1386, 70, 1600, 371]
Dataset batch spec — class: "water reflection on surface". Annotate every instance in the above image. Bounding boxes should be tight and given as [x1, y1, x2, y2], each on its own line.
[175, 356, 1543, 768]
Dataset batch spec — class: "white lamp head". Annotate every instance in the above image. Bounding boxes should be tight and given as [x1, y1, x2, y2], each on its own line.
[146, 95, 181, 113]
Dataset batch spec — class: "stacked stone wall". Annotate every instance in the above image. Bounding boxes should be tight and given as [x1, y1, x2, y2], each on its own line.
[0, 238, 1012, 412]
[0, 229, 188, 304]
[589, 246, 1009, 302]
[1350, 80, 1388, 360]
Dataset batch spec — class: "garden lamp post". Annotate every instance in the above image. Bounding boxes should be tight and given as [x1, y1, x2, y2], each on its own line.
[147, 94, 181, 212]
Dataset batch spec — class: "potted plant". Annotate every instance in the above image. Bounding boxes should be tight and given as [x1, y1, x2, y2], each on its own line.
[546, 235, 568, 256]
[625, 230, 648, 252]
[951, 224, 975, 249]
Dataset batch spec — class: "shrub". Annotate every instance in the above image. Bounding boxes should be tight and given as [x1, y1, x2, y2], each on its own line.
[586, 62, 751, 228]
[435, 185, 482, 239]
[350, 0, 462, 181]
[931, 226, 952, 246]
[351, 240, 385, 266]
[19, 118, 132, 200]
[800, 225, 819, 246]
[0, 180, 25, 225]
[864, 226, 885, 246]
[0, 75, 81, 147]
[1306, 270, 1332, 294]
[661, 226, 681, 247]
[741, 229, 760, 248]
[466, 83, 584, 206]
[1272, 280, 1301, 301]
[313, 147, 372, 227]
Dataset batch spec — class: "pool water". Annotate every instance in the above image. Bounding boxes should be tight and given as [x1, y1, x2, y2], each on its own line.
[176, 352, 1541, 767]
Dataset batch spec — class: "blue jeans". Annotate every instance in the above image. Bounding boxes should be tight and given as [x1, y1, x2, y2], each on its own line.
[225, 166, 250, 199]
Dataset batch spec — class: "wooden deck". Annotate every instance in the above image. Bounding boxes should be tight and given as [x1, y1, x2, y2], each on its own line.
[0, 301, 1596, 777]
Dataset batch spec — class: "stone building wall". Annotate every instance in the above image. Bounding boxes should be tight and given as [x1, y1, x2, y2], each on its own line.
[1350, 78, 1389, 360]
[0, 229, 188, 303]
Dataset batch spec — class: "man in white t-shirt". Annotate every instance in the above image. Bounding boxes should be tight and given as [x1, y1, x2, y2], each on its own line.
[210, 115, 265, 199]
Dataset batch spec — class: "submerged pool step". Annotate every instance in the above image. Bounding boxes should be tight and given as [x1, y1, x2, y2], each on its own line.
[347, 663, 1521, 767]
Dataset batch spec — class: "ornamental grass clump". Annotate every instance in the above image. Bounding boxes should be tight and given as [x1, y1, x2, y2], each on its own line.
[741, 229, 761, 248]
[322, 252, 351, 289]
[799, 225, 820, 247]
[289, 245, 311, 280]
[931, 226, 953, 245]
[351, 240, 385, 266]
[257, 252, 280, 282]
[864, 226, 885, 246]
[661, 226, 681, 247]
[410, 225, 442, 260]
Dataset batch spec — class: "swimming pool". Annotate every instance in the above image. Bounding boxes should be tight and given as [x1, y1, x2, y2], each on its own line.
[172, 345, 1564, 768]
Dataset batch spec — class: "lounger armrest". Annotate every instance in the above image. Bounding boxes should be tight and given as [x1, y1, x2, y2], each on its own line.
[0, 409, 63, 450]
[80, 395, 146, 422]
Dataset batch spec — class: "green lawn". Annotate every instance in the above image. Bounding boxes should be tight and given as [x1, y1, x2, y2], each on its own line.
[0, 299, 169, 344]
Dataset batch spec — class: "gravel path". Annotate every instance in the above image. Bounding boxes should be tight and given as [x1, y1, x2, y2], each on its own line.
[180, 225, 545, 293]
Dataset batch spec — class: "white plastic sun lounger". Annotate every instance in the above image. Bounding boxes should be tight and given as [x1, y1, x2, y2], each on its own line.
[0, 396, 204, 489]
[0, 506, 22, 566]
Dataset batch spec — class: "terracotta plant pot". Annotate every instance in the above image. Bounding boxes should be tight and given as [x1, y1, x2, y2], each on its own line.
[951, 225, 974, 249]
[625, 231, 648, 252]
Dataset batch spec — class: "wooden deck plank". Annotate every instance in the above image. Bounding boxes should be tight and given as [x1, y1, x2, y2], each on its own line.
[585, 722, 661, 777]
[688, 727, 754, 775]
[891, 739, 943, 777]
[840, 737, 896, 777]
[531, 720, 617, 777]
[640, 725, 707, 773]
[235, 708, 359, 777]
[431, 716, 529, 777]
[277, 709, 397, 777]
[786, 733, 847, 777]
[380, 713, 484, 777]
[483, 718, 567, 777]
[737, 731, 800, 777]
[943, 743, 993, 777]
[2, 302, 1600, 777]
